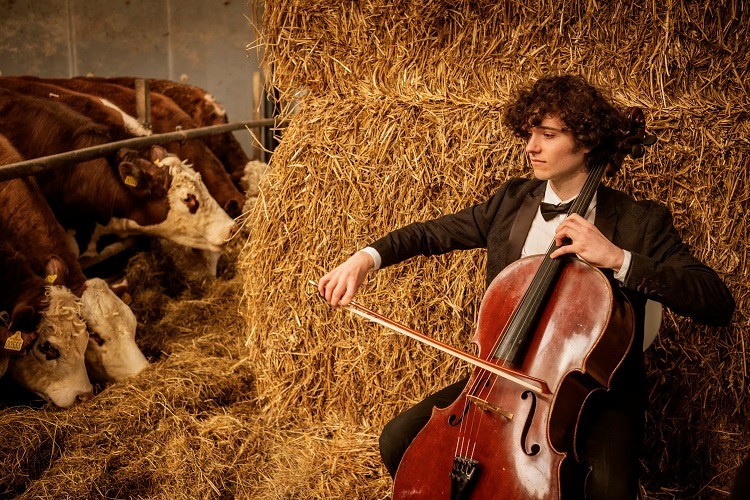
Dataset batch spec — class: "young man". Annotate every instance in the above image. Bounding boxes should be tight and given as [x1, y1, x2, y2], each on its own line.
[318, 74, 735, 498]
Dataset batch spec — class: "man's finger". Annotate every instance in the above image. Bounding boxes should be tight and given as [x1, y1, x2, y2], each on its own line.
[550, 245, 575, 259]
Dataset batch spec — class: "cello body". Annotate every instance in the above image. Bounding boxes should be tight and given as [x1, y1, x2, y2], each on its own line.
[393, 255, 634, 499]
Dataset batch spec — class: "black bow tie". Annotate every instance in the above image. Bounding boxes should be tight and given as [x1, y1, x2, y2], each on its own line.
[539, 200, 575, 221]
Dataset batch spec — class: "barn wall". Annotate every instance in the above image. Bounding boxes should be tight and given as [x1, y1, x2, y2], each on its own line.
[0, 0, 263, 156]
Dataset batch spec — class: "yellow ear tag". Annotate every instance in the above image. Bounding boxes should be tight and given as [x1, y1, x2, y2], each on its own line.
[125, 175, 138, 187]
[154, 158, 161, 166]
[46, 274, 57, 284]
[4, 332, 24, 351]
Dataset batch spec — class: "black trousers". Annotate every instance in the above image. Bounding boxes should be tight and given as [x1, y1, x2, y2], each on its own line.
[379, 377, 643, 500]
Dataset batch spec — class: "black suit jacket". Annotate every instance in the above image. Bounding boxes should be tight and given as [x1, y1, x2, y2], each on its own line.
[370, 178, 735, 396]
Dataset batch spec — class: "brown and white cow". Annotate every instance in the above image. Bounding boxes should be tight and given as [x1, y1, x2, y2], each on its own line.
[0, 76, 152, 141]
[0, 88, 235, 256]
[0, 78, 231, 277]
[82, 77, 254, 191]
[6, 285, 93, 408]
[25, 76, 246, 218]
[0, 134, 149, 382]
[0, 240, 92, 408]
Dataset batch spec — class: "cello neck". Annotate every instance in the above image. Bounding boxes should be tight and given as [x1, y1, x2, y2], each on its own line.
[491, 164, 607, 363]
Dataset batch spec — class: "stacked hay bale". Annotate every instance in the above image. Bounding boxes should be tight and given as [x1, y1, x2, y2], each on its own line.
[242, 0, 748, 497]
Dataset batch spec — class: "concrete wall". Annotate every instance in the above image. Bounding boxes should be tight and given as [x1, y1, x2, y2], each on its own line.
[0, 0, 264, 157]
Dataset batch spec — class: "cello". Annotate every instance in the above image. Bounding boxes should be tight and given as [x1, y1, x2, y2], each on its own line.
[388, 107, 656, 498]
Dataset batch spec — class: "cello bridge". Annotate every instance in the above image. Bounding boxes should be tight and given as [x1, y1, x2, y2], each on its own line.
[466, 395, 514, 420]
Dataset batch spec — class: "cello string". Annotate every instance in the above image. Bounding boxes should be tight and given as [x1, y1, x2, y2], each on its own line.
[471, 166, 604, 448]
[458, 375, 487, 461]
[487, 165, 603, 362]
[457, 371, 488, 459]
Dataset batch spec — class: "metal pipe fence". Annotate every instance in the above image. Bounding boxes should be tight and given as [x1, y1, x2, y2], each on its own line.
[0, 118, 283, 182]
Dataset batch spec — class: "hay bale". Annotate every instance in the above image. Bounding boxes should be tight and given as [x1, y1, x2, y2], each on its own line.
[241, 0, 749, 497]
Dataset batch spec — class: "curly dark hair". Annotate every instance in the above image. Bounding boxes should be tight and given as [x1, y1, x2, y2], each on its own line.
[502, 74, 627, 171]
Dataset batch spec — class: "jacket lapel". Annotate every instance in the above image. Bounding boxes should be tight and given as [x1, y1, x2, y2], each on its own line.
[595, 185, 617, 243]
[506, 181, 545, 265]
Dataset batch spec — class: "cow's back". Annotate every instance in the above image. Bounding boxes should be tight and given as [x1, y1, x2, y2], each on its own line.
[34, 77, 245, 216]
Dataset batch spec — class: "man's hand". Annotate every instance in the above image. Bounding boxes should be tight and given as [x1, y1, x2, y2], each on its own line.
[318, 251, 375, 307]
[549, 214, 625, 271]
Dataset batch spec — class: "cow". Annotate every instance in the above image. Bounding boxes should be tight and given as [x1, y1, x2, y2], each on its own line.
[82, 76, 254, 191]
[0, 88, 235, 259]
[0, 78, 229, 278]
[23, 76, 246, 218]
[6, 286, 93, 408]
[0, 76, 152, 140]
[0, 133, 150, 382]
[0, 240, 92, 408]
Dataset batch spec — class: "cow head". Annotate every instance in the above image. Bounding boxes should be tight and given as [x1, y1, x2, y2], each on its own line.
[8, 285, 93, 408]
[105, 146, 236, 252]
[80, 278, 149, 382]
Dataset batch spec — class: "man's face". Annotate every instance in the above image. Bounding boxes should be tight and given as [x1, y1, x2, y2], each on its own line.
[525, 115, 590, 185]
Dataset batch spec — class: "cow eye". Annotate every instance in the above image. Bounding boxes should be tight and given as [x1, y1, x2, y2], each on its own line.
[37, 341, 60, 360]
[182, 193, 199, 214]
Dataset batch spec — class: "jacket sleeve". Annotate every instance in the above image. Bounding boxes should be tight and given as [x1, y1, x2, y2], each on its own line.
[370, 181, 514, 269]
[622, 202, 735, 326]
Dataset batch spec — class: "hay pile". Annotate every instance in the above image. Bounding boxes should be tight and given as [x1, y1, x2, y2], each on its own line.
[241, 0, 749, 498]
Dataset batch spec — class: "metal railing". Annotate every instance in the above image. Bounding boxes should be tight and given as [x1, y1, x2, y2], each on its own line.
[0, 118, 282, 182]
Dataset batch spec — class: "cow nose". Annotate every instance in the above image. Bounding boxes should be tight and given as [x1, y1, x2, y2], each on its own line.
[224, 198, 242, 218]
[227, 222, 239, 242]
[77, 390, 94, 402]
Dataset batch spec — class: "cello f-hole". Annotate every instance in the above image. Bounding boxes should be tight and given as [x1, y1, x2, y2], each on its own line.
[449, 399, 471, 427]
[520, 390, 541, 456]
[449, 374, 490, 426]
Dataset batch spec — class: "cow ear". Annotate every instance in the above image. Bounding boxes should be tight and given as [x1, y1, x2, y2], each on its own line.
[149, 145, 169, 164]
[1, 326, 38, 356]
[109, 278, 132, 305]
[10, 303, 38, 333]
[119, 160, 172, 199]
[118, 161, 155, 197]
[44, 255, 68, 286]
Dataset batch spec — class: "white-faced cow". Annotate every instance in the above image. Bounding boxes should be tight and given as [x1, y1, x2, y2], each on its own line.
[0, 88, 235, 258]
[0, 134, 150, 382]
[25, 76, 246, 218]
[0, 240, 92, 408]
[82, 76, 254, 191]
[6, 285, 93, 408]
